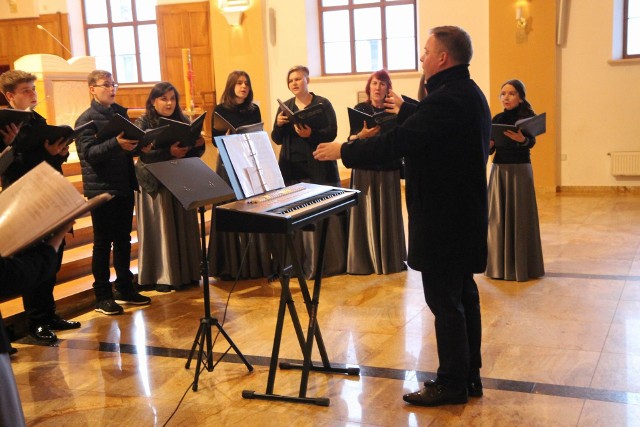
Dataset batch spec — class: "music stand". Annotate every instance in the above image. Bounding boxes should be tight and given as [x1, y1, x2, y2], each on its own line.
[145, 157, 253, 391]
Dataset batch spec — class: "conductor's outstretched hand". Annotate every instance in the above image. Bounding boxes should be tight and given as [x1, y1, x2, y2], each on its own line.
[313, 142, 343, 161]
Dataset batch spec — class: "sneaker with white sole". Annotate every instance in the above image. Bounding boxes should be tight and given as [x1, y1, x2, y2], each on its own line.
[95, 299, 124, 315]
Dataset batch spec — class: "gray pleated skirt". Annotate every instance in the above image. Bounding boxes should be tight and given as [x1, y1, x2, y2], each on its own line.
[485, 163, 545, 282]
[135, 186, 202, 287]
[347, 169, 406, 275]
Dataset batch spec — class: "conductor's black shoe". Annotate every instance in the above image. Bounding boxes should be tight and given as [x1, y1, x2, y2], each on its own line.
[403, 380, 468, 407]
[114, 290, 151, 306]
[29, 324, 57, 342]
[48, 316, 81, 331]
[468, 379, 483, 398]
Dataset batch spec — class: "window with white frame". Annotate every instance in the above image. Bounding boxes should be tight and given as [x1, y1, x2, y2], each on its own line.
[82, 0, 161, 84]
[318, 0, 417, 75]
[625, 0, 640, 57]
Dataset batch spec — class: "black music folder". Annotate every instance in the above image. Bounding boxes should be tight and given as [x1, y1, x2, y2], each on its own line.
[155, 112, 207, 148]
[0, 108, 32, 129]
[213, 112, 263, 135]
[277, 99, 328, 130]
[144, 157, 234, 210]
[347, 108, 397, 133]
[96, 113, 168, 146]
[401, 94, 419, 105]
[24, 120, 94, 149]
[491, 112, 546, 148]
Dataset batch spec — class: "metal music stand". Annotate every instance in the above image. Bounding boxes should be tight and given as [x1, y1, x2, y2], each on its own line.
[145, 157, 253, 391]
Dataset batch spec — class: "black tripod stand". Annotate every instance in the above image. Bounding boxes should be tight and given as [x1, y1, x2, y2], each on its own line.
[185, 205, 253, 391]
[144, 158, 252, 391]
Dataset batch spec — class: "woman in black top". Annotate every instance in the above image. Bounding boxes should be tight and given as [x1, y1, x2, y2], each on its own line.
[208, 70, 275, 280]
[271, 65, 345, 278]
[346, 69, 406, 275]
[485, 79, 544, 281]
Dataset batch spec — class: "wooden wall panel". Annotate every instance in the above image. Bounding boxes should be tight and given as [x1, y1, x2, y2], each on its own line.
[0, 13, 71, 67]
[156, 2, 214, 111]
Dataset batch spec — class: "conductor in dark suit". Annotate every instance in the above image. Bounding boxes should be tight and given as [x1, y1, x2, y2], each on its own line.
[313, 25, 491, 406]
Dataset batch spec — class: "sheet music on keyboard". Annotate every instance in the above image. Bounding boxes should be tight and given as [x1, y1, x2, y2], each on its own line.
[216, 132, 285, 198]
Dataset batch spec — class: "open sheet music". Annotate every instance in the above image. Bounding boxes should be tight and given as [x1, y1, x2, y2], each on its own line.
[214, 131, 284, 199]
[0, 162, 112, 256]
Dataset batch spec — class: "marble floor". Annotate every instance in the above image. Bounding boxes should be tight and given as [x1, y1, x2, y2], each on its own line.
[10, 191, 640, 426]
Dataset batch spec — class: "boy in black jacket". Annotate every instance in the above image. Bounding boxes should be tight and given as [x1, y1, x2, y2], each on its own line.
[74, 70, 151, 315]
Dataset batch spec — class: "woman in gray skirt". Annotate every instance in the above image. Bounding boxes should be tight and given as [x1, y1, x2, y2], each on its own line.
[135, 82, 205, 291]
[485, 79, 544, 281]
[346, 70, 406, 274]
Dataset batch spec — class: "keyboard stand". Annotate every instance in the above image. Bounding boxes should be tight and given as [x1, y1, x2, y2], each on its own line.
[242, 217, 360, 406]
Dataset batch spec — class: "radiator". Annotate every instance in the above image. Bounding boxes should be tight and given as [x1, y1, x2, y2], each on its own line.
[610, 152, 640, 176]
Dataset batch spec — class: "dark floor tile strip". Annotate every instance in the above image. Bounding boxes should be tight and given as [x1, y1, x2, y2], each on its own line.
[61, 339, 639, 405]
[545, 272, 640, 281]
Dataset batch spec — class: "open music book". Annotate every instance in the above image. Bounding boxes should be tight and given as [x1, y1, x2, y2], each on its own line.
[491, 113, 546, 148]
[0, 162, 112, 257]
[213, 112, 263, 135]
[277, 99, 328, 130]
[96, 113, 168, 147]
[154, 112, 207, 148]
[214, 131, 285, 200]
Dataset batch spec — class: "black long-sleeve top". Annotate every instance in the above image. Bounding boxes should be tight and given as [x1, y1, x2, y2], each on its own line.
[491, 108, 537, 164]
[271, 93, 339, 185]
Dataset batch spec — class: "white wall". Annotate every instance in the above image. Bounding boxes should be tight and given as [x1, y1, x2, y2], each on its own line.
[38, 0, 68, 14]
[0, 0, 39, 17]
[559, 0, 640, 186]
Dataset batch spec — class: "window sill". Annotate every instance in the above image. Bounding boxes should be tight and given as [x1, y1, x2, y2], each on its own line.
[608, 57, 640, 66]
[312, 71, 422, 83]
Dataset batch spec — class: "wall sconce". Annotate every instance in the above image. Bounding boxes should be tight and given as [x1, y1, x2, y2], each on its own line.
[219, 0, 250, 26]
[515, 0, 531, 42]
[516, 6, 526, 29]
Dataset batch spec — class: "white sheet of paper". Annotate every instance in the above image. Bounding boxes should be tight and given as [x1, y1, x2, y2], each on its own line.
[223, 132, 285, 198]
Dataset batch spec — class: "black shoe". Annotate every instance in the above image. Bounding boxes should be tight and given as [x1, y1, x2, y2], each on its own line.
[113, 290, 151, 306]
[9, 346, 17, 356]
[403, 380, 468, 407]
[154, 284, 172, 293]
[48, 316, 81, 331]
[468, 379, 483, 397]
[95, 299, 124, 315]
[29, 324, 57, 342]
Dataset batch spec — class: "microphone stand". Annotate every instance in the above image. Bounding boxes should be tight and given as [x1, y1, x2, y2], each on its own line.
[36, 25, 73, 57]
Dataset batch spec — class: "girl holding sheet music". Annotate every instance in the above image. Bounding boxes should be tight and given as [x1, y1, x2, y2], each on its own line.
[346, 70, 406, 275]
[208, 70, 276, 280]
[134, 82, 205, 292]
[485, 79, 544, 281]
[271, 65, 346, 279]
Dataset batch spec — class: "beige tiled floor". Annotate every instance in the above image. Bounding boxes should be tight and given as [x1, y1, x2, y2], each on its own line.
[10, 191, 640, 426]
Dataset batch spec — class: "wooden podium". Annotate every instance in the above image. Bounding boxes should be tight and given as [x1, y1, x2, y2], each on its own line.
[13, 54, 96, 161]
